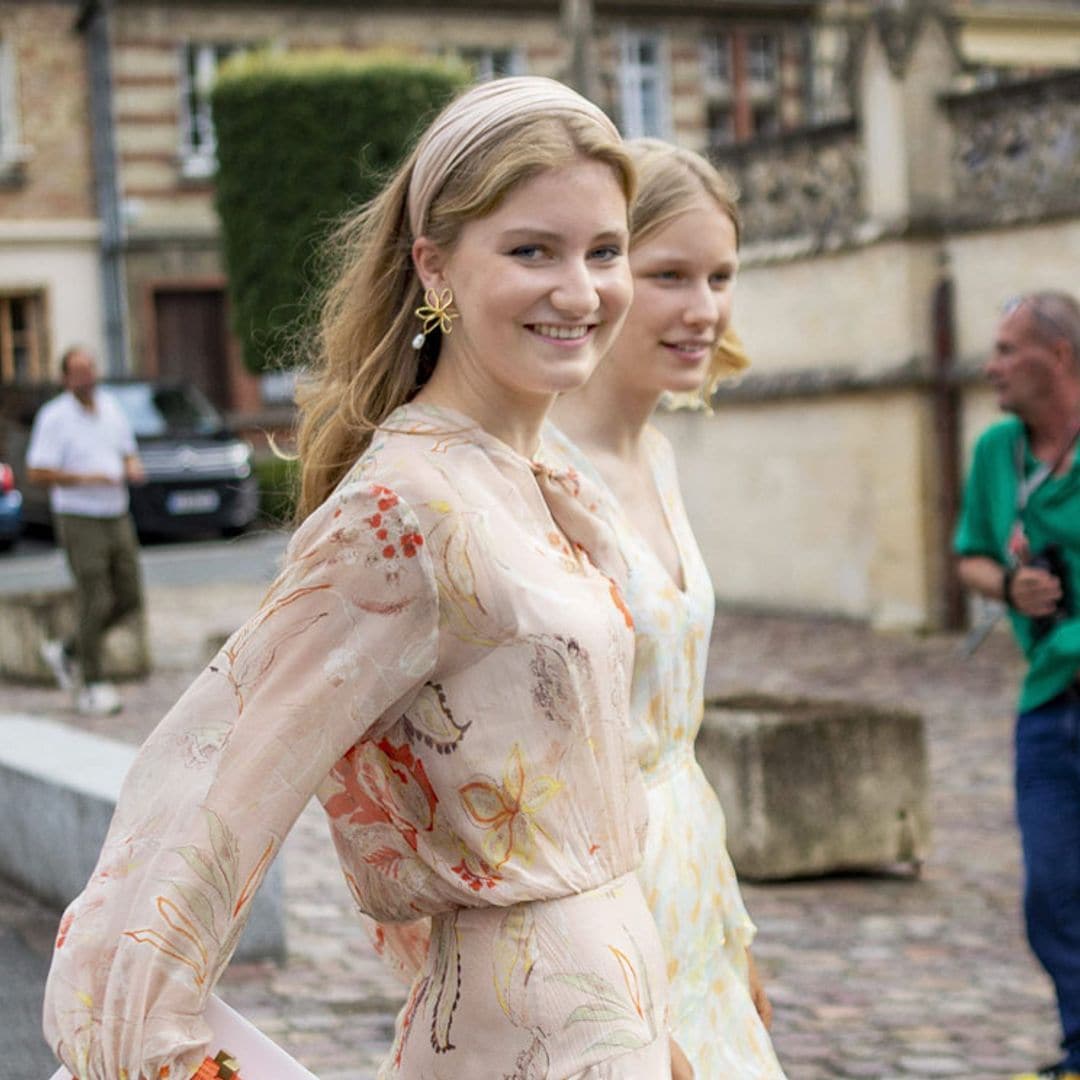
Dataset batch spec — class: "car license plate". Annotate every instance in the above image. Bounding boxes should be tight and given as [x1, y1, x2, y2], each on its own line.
[167, 489, 220, 515]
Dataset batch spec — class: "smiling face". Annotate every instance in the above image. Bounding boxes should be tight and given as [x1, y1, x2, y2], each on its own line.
[604, 195, 739, 400]
[413, 157, 632, 409]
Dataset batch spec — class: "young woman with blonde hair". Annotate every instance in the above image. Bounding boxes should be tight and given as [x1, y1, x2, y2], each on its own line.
[43, 79, 678, 1079]
[548, 138, 788, 1079]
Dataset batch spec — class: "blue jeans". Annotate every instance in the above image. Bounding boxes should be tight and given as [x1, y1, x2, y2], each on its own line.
[1016, 686, 1080, 1070]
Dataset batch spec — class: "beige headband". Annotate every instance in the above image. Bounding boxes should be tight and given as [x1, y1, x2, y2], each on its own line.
[407, 76, 621, 239]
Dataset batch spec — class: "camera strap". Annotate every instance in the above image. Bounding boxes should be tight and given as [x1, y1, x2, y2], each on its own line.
[1013, 417, 1080, 513]
[1008, 421, 1080, 569]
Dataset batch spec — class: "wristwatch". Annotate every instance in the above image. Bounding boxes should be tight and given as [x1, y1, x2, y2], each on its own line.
[1001, 565, 1018, 611]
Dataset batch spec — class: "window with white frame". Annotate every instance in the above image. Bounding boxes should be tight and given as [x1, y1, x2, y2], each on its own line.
[618, 31, 668, 139]
[0, 39, 28, 171]
[702, 34, 733, 90]
[747, 32, 779, 88]
[178, 42, 243, 179]
[458, 46, 525, 82]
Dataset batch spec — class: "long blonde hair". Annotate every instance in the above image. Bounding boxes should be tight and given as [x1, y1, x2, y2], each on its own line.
[626, 138, 747, 398]
[294, 80, 634, 520]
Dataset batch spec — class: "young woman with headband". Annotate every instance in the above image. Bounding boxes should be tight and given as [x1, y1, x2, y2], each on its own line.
[43, 78, 677, 1079]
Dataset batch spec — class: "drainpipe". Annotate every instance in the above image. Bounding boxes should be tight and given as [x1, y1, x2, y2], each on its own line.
[931, 256, 965, 631]
[562, 0, 597, 101]
[77, 0, 128, 376]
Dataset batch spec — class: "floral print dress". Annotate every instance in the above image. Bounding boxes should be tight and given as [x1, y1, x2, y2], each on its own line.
[546, 422, 787, 1079]
[42, 403, 671, 1080]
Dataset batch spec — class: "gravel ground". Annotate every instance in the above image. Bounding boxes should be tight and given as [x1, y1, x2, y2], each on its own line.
[2, 580, 1060, 1080]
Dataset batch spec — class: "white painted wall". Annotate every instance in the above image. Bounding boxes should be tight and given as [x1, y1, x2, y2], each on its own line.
[0, 220, 104, 373]
[656, 392, 932, 629]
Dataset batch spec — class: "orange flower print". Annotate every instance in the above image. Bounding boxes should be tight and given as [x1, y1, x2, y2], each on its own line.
[609, 581, 634, 631]
[366, 485, 424, 561]
[459, 744, 562, 869]
[55, 909, 75, 950]
[450, 843, 502, 892]
[325, 739, 439, 854]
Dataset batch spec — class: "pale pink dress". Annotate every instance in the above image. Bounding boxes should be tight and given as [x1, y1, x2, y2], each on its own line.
[42, 403, 671, 1080]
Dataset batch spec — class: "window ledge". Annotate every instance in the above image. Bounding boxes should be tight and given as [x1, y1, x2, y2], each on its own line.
[0, 145, 33, 188]
[177, 152, 217, 182]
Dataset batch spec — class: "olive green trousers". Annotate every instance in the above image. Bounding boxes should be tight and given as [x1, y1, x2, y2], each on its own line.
[56, 512, 143, 684]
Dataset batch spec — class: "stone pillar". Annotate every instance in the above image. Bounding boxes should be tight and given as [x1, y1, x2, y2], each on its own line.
[0, 587, 151, 682]
[858, 3, 960, 226]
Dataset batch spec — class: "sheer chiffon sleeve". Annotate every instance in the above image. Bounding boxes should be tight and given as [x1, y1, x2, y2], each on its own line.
[42, 477, 439, 1080]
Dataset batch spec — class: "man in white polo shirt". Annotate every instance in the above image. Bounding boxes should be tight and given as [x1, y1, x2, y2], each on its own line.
[26, 346, 145, 715]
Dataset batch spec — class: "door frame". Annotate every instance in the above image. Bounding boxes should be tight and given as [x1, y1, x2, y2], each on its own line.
[142, 276, 243, 409]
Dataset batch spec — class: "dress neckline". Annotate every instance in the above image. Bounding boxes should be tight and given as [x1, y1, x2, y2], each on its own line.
[392, 403, 628, 589]
[545, 422, 690, 599]
[395, 400, 560, 473]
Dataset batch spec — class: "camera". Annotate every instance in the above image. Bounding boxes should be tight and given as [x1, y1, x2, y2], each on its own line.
[1029, 543, 1073, 641]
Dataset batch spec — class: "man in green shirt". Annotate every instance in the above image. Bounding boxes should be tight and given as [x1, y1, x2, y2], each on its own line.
[955, 291, 1080, 1080]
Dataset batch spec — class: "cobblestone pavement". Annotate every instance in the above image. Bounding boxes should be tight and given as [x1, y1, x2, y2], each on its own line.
[2, 579, 1062, 1080]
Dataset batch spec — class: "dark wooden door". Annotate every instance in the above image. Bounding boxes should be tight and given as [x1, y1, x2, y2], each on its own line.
[153, 289, 230, 409]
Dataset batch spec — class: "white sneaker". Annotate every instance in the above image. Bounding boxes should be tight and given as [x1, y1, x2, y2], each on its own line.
[40, 639, 79, 692]
[77, 682, 122, 716]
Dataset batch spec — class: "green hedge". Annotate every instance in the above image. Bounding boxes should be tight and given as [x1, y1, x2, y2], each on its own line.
[212, 51, 467, 373]
[253, 453, 300, 526]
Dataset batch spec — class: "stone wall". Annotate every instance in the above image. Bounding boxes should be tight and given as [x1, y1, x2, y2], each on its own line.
[669, 17, 1080, 629]
[656, 388, 938, 629]
[710, 120, 862, 245]
[711, 66, 1079, 245]
[945, 70, 1080, 229]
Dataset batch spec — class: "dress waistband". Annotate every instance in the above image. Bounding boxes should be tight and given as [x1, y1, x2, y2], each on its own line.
[437, 868, 645, 929]
[641, 743, 698, 786]
[401, 870, 670, 1078]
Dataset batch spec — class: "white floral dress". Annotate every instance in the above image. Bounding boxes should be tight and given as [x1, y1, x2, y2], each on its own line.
[43, 403, 671, 1080]
[546, 422, 787, 1079]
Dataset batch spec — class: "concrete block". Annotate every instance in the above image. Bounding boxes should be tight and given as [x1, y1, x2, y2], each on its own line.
[0, 587, 151, 683]
[0, 715, 284, 961]
[696, 694, 931, 881]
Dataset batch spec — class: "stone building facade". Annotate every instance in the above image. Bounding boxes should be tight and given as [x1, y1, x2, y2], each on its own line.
[1, 0, 1077, 631]
[0, 0, 822, 415]
[0, 1, 99, 384]
[661, 7, 1080, 631]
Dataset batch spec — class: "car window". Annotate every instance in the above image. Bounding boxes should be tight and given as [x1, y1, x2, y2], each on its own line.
[105, 383, 223, 437]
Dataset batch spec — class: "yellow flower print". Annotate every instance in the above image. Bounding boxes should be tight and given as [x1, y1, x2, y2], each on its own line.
[459, 744, 562, 869]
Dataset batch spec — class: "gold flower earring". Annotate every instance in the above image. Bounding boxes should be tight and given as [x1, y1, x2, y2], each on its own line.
[411, 287, 459, 350]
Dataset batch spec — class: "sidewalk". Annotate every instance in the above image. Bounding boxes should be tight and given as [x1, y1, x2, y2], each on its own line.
[2, 577, 1059, 1080]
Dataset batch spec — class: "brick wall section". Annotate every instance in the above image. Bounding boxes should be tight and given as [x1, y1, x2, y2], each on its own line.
[112, 3, 818, 233]
[112, 4, 570, 233]
[106, 1, 817, 410]
[0, 3, 95, 219]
